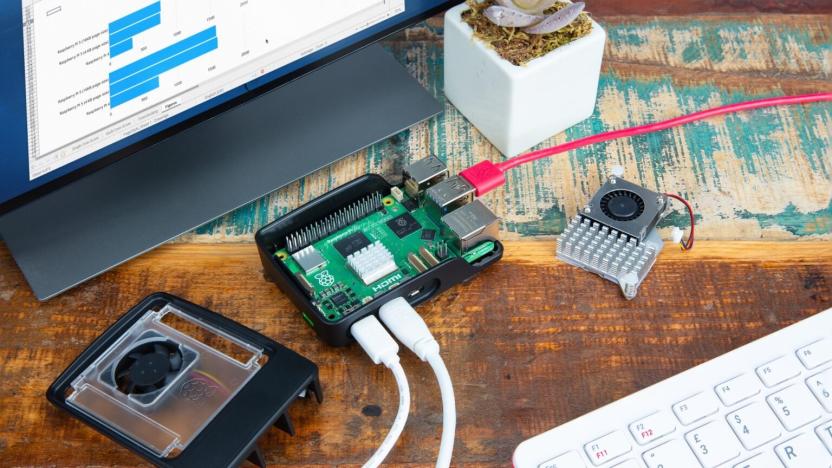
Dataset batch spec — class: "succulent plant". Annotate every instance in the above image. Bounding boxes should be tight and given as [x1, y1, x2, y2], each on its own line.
[484, 0, 585, 34]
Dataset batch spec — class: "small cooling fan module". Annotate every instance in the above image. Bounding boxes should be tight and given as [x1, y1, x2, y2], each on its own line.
[600, 190, 646, 222]
[557, 174, 670, 299]
[47, 293, 322, 467]
[104, 335, 196, 405]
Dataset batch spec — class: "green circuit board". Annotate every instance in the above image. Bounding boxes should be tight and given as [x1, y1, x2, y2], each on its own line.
[276, 192, 494, 323]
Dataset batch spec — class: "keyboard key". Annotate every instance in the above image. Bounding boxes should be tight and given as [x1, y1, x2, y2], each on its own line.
[815, 420, 832, 454]
[610, 460, 640, 468]
[796, 339, 832, 369]
[642, 439, 701, 468]
[757, 356, 802, 387]
[715, 374, 761, 406]
[767, 385, 822, 431]
[726, 402, 782, 449]
[584, 431, 631, 465]
[539, 451, 585, 468]
[775, 433, 832, 467]
[685, 421, 742, 467]
[807, 368, 832, 411]
[733, 452, 785, 467]
[629, 412, 676, 445]
[673, 392, 720, 425]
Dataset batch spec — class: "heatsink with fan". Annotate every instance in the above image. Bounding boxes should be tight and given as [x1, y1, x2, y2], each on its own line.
[557, 173, 670, 299]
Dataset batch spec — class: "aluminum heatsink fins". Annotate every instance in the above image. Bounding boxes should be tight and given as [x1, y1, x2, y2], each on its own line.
[557, 173, 669, 299]
[347, 241, 397, 285]
[557, 216, 662, 299]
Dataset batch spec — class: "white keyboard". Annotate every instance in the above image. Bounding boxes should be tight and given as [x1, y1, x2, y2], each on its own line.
[514, 307, 832, 468]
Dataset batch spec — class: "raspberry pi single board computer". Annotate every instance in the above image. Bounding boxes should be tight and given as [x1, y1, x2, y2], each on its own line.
[256, 157, 503, 346]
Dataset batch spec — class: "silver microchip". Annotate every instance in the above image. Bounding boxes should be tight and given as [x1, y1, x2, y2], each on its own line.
[292, 246, 327, 274]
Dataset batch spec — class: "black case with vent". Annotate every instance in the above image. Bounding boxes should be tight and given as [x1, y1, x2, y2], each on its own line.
[255, 174, 503, 347]
[46, 292, 322, 467]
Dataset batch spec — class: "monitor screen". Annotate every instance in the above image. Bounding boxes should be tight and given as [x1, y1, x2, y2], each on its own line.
[0, 0, 451, 211]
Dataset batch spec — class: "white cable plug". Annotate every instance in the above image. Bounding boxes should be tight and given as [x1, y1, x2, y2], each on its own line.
[351, 315, 411, 468]
[671, 226, 685, 245]
[379, 297, 456, 468]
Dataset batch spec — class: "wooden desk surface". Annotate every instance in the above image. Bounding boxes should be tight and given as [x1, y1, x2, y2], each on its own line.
[1, 2, 830, 466]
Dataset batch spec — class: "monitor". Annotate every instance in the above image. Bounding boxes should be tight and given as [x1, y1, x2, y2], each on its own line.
[0, 0, 451, 212]
[0, 0, 454, 300]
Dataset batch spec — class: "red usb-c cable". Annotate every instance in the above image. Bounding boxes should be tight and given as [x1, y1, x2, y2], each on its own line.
[459, 92, 832, 196]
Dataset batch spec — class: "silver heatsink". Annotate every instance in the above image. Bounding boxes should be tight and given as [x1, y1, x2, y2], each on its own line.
[347, 241, 397, 285]
[557, 216, 663, 299]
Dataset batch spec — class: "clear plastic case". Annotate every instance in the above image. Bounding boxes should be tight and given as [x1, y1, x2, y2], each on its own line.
[65, 304, 264, 457]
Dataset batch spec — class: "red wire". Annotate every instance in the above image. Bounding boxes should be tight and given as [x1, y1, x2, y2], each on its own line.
[468, 93, 830, 252]
[663, 193, 695, 250]
[495, 93, 832, 172]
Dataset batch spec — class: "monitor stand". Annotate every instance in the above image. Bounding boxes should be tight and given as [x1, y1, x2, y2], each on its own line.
[0, 44, 441, 300]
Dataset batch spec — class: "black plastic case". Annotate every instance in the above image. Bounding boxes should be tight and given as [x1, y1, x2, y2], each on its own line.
[47, 292, 322, 468]
[255, 174, 503, 347]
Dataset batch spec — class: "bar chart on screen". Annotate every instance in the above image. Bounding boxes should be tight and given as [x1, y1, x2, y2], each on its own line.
[105, 2, 221, 109]
[23, 0, 402, 179]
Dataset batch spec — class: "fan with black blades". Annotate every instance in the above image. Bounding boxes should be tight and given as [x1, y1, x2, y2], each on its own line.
[600, 189, 645, 222]
[113, 339, 184, 396]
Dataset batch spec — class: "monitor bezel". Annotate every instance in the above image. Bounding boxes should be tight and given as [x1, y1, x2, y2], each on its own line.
[0, 1, 455, 216]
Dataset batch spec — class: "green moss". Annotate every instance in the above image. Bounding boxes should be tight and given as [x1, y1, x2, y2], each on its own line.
[461, 0, 593, 66]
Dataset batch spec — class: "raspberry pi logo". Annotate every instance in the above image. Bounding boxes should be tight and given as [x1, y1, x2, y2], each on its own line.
[314, 270, 335, 287]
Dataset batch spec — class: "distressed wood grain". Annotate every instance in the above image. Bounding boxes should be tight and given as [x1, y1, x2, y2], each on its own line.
[0, 240, 830, 466]
[187, 14, 831, 243]
[589, 0, 832, 16]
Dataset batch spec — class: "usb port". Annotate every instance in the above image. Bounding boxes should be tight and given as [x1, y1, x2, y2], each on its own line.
[424, 175, 476, 216]
[402, 156, 448, 197]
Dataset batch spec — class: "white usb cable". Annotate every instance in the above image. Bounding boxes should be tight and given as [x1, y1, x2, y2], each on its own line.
[350, 315, 411, 468]
[379, 297, 456, 468]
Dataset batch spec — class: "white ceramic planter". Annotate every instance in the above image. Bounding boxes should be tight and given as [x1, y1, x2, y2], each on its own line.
[444, 2, 606, 156]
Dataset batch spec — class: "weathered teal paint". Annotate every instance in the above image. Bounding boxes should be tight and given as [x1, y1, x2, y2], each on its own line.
[682, 43, 703, 63]
[605, 18, 831, 74]
[702, 27, 725, 63]
[187, 17, 831, 241]
[740, 200, 832, 237]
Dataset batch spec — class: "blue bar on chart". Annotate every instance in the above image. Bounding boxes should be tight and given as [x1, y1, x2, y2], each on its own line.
[110, 26, 218, 84]
[109, 27, 219, 108]
[110, 38, 133, 58]
[110, 14, 161, 45]
[110, 77, 159, 108]
[109, 2, 161, 34]
[110, 37, 218, 96]
[108, 2, 161, 58]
